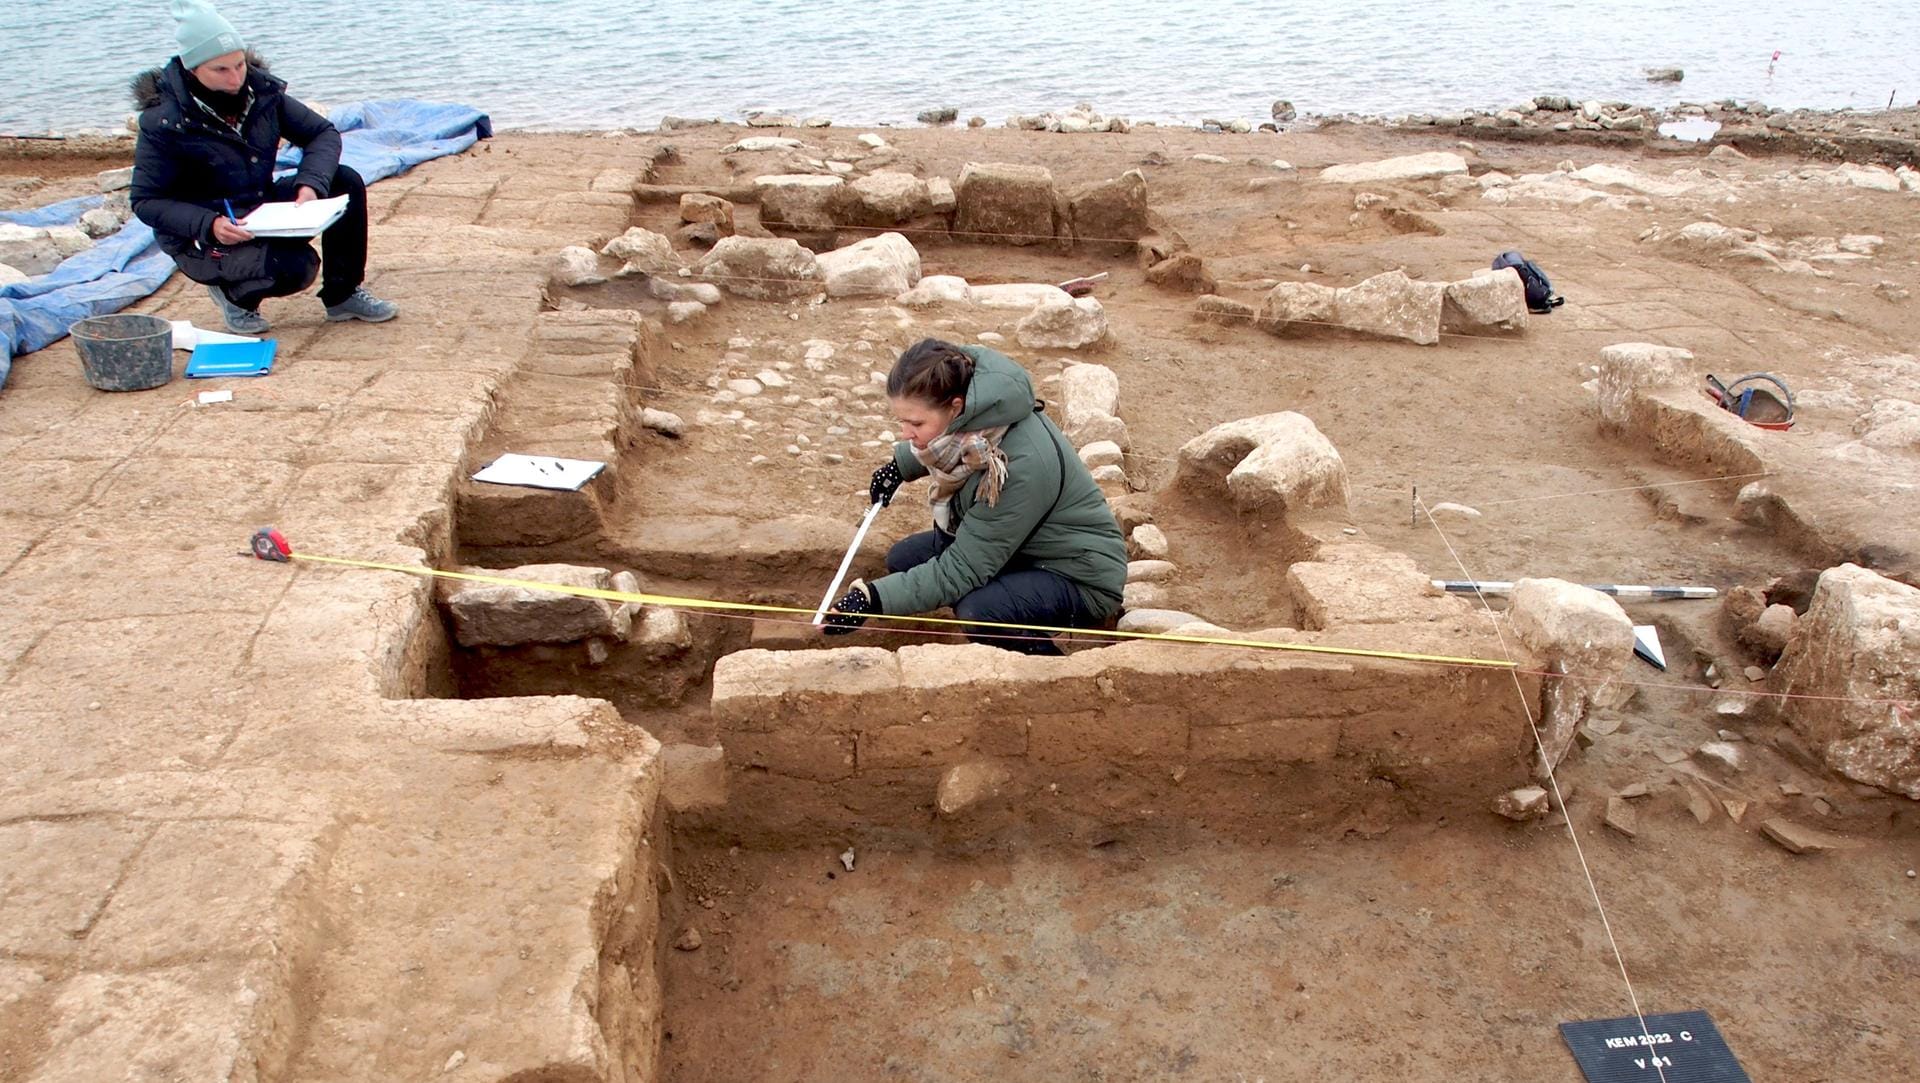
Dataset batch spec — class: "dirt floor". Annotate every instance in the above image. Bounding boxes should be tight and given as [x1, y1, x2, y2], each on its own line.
[5, 116, 1917, 1081]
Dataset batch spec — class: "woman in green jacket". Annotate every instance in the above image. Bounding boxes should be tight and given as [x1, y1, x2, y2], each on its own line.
[823, 339, 1128, 654]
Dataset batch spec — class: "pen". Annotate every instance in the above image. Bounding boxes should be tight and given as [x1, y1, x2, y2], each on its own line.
[223, 199, 238, 223]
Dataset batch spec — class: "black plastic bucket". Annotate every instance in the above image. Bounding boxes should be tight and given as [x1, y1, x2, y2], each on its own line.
[70, 313, 174, 392]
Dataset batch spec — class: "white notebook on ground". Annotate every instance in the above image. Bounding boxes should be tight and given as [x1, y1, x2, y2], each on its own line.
[241, 194, 349, 238]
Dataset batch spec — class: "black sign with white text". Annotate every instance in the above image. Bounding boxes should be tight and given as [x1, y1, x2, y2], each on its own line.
[1559, 1010, 1750, 1082]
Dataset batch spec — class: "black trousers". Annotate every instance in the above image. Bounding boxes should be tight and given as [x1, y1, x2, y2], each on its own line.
[885, 530, 1094, 656]
[229, 164, 369, 309]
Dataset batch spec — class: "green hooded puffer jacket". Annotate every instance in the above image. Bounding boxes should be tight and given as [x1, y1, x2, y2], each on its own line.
[868, 346, 1128, 620]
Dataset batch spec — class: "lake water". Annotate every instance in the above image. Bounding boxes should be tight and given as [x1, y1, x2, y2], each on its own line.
[3, 0, 1916, 134]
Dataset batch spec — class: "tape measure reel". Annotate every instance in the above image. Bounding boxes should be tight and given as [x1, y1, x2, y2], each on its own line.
[249, 527, 292, 562]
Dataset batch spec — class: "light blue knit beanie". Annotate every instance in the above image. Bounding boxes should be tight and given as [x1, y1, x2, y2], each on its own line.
[172, 0, 246, 70]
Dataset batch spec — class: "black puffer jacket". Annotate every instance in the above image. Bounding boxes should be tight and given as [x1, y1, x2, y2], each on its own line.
[129, 53, 341, 260]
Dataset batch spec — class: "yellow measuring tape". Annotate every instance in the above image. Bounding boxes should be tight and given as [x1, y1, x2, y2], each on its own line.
[284, 549, 1516, 670]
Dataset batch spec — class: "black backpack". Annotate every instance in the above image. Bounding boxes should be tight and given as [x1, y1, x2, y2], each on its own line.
[1492, 250, 1564, 313]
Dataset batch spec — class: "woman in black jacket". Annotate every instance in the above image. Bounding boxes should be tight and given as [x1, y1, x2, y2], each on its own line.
[130, 0, 398, 333]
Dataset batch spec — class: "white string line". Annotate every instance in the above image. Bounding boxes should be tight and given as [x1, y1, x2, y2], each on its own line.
[1416, 493, 1672, 1083]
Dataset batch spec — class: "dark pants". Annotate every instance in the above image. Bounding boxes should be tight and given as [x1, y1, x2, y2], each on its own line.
[885, 530, 1093, 656]
[229, 164, 369, 309]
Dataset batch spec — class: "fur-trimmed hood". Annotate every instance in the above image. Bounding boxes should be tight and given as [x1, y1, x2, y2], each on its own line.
[131, 50, 273, 110]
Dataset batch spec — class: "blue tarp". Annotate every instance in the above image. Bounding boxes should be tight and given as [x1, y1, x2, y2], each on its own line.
[0, 100, 490, 389]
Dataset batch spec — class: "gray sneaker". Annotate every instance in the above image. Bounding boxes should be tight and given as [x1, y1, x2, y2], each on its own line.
[206, 283, 270, 334]
[324, 287, 399, 323]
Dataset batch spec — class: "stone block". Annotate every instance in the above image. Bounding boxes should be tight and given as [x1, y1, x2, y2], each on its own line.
[755, 173, 851, 231]
[1191, 717, 1339, 763]
[1016, 295, 1108, 349]
[1442, 267, 1528, 332]
[679, 193, 736, 234]
[848, 171, 931, 225]
[600, 227, 681, 276]
[1596, 342, 1695, 427]
[0, 223, 64, 276]
[815, 231, 922, 297]
[1509, 577, 1635, 773]
[897, 273, 969, 306]
[954, 162, 1058, 245]
[1058, 363, 1121, 442]
[1254, 280, 1339, 334]
[1179, 412, 1348, 514]
[1117, 608, 1204, 634]
[1079, 440, 1123, 469]
[1146, 252, 1216, 293]
[1128, 524, 1169, 560]
[937, 761, 1014, 816]
[969, 281, 1071, 310]
[443, 564, 631, 647]
[550, 245, 606, 287]
[1318, 152, 1469, 184]
[1773, 564, 1920, 798]
[927, 176, 956, 212]
[33, 960, 291, 1083]
[693, 236, 823, 300]
[710, 647, 902, 732]
[1332, 269, 1444, 345]
[1068, 169, 1150, 254]
[1195, 293, 1256, 326]
[1127, 560, 1177, 583]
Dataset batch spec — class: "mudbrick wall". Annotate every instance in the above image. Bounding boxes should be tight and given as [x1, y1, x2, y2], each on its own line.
[707, 635, 1541, 807]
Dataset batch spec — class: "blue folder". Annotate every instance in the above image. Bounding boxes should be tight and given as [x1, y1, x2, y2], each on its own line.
[185, 339, 277, 378]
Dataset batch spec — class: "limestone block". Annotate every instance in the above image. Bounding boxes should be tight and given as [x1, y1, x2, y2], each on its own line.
[661, 743, 728, 811]
[1123, 580, 1171, 611]
[1128, 523, 1169, 560]
[678, 193, 736, 234]
[693, 236, 823, 300]
[1442, 267, 1528, 332]
[97, 165, 134, 191]
[1773, 564, 1920, 798]
[1146, 252, 1217, 293]
[1318, 152, 1469, 184]
[1127, 560, 1176, 583]
[725, 135, 805, 151]
[0, 262, 28, 287]
[634, 606, 693, 652]
[444, 564, 632, 647]
[45, 226, 91, 259]
[1058, 363, 1120, 442]
[755, 173, 851, 230]
[550, 245, 606, 287]
[1117, 608, 1203, 633]
[1509, 577, 1635, 773]
[937, 761, 1015, 816]
[896, 274, 969, 306]
[601, 227, 681, 276]
[78, 206, 127, 239]
[1078, 440, 1123, 469]
[927, 176, 957, 212]
[1195, 293, 1256, 326]
[0, 223, 63, 275]
[1254, 280, 1339, 334]
[1068, 169, 1150, 254]
[955, 161, 1058, 245]
[1332, 269, 1444, 345]
[815, 231, 922, 297]
[969, 282, 1072, 310]
[1017, 294, 1109, 350]
[667, 300, 706, 323]
[1179, 412, 1347, 515]
[647, 277, 723, 305]
[1091, 463, 1129, 498]
[1596, 342, 1695, 426]
[1225, 429, 1350, 514]
[849, 170, 931, 224]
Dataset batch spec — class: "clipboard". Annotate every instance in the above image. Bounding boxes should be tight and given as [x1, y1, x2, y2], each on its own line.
[185, 339, 277, 378]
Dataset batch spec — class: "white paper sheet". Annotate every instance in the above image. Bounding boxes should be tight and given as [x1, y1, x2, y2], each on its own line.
[170, 320, 260, 351]
[240, 194, 350, 238]
[470, 453, 607, 492]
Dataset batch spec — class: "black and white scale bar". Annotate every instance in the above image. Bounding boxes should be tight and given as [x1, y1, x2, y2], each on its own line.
[1432, 580, 1719, 600]
[1560, 1010, 1750, 1082]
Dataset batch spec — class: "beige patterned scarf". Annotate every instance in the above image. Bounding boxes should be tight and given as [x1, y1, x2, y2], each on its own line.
[911, 426, 1010, 533]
